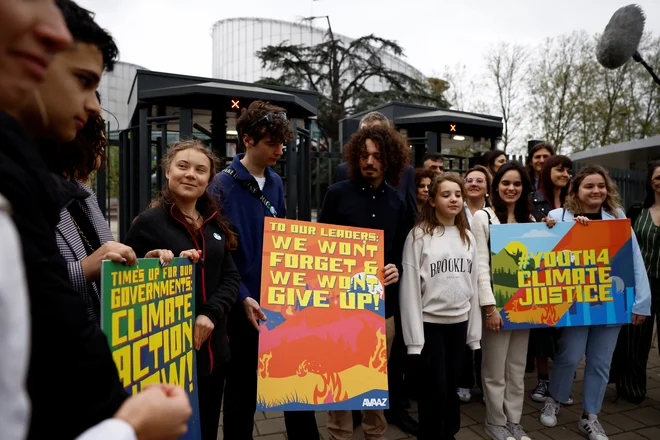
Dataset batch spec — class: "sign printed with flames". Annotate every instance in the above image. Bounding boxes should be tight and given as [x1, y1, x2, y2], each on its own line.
[490, 220, 636, 330]
[257, 218, 388, 411]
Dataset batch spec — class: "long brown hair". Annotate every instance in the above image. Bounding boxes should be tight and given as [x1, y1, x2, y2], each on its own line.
[152, 140, 238, 250]
[416, 174, 471, 249]
[564, 165, 622, 217]
[491, 161, 534, 224]
[538, 155, 572, 209]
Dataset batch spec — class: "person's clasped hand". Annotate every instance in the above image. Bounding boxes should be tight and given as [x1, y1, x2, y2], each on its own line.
[82, 241, 137, 281]
[194, 315, 214, 350]
[114, 384, 192, 440]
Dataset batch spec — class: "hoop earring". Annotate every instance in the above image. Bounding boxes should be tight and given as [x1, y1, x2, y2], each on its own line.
[32, 89, 49, 129]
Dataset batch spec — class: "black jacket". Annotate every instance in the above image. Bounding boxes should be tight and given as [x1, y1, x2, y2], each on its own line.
[0, 112, 127, 439]
[124, 202, 240, 376]
[531, 189, 553, 222]
[335, 162, 418, 226]
[319, 178, 411, 318]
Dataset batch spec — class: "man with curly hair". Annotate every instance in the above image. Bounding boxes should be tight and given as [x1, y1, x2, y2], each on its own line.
[319, 125, 412, 440]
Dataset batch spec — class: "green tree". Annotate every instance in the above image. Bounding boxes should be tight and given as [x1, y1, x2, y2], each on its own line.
[256, 17, 448, 142]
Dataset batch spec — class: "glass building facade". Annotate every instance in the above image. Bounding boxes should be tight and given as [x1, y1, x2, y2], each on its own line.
[211, 17, 426, 91]
[98, 61, 148, 132]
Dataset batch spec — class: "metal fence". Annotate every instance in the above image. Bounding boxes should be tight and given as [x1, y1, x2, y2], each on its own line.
[95, 138, 648, 235]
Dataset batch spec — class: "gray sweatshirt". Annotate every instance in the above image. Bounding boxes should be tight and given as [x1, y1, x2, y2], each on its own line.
[400, 225, 482, 354]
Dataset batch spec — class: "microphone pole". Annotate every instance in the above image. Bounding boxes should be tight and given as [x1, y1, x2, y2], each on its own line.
[632, 51, 660, 85]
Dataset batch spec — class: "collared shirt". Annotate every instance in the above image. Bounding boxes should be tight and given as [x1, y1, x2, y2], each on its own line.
[464, 201, 486, 227]
[319, 178, 411, 318]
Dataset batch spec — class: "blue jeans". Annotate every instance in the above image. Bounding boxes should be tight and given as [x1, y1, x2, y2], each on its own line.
[549, 325, 621, 414]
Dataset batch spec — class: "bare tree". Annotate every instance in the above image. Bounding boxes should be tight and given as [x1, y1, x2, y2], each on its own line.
[528, 32, 594, 154]
[485, 43, 528, 152]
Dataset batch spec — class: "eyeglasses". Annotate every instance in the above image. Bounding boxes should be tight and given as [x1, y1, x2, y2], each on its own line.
[465, 177, 486, 184]
[250, 112, 288, 127]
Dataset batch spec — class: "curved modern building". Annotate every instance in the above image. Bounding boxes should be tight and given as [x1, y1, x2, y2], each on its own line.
[98, 61, 149, 131]
[211, 17, 426, 91]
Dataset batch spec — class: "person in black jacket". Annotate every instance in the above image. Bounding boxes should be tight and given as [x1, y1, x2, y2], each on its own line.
[0, 1, 135, 438]
[125, 139, 240, 440]
[528, 154, 572, 405]
[320, 125, 413, 440]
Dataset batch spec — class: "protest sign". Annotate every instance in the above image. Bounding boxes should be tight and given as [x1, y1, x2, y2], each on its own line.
[490, 219, 635, 330]
[257, 218, 388, 411]
[101, 257, 200, 439]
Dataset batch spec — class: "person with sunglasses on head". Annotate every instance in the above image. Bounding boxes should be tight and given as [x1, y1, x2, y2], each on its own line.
[208, 100, 320, 440]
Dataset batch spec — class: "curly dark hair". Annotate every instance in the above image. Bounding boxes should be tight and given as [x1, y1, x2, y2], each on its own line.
[151, 140, 238, 250]
[236, 100, 293, 150]
[39, 113, 108, 180]
[343, 126, 410, 187]
[56, 0, 119, 72]
[491, 161, 534, 224]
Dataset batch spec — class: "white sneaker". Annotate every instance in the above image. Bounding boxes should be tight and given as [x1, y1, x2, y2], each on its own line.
[457, 387, 471, 403]
[506, 422, 531, 440]
[484, 423, 515, 440]
[539, 397, 559, 427]
[578, 414, 608, 440]
[561, 395, 574, 406]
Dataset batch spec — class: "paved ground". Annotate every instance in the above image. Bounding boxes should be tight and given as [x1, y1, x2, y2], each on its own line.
[218, 342, 660, 440]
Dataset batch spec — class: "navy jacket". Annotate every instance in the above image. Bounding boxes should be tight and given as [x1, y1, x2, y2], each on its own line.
[208, 154, 286, 303]
[319, 178, 411, 318]
[335, 162, 417, 225]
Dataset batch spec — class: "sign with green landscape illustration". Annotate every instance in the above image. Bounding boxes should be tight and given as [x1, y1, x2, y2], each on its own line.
[489, 221, 636, 329]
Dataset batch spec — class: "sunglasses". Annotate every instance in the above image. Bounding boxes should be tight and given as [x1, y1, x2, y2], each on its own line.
[465, 177, 486, 184]
[250, 112, 288, 127]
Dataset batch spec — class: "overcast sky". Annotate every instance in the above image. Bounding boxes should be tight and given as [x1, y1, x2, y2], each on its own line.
[77, 0, 660, 79]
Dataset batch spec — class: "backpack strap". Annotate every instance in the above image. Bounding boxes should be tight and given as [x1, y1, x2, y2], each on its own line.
[222, 167, 278, 217]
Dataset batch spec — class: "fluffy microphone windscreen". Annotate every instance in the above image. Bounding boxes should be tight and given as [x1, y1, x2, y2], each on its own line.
[597, 4, 646, 69]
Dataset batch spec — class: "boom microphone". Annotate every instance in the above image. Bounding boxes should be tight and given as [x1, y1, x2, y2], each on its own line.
[597, 4, 660, 85]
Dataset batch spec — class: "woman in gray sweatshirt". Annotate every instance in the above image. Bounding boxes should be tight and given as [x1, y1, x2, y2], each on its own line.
[400, 174, 482, 440]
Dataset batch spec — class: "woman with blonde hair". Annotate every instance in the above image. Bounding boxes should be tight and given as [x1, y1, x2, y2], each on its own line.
[125, 139, 240, 440]
[540, 165, 651, 440]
